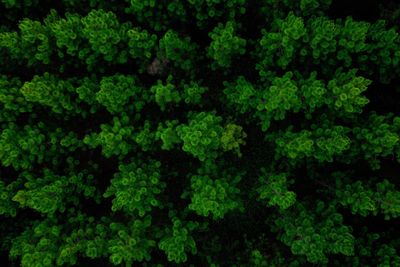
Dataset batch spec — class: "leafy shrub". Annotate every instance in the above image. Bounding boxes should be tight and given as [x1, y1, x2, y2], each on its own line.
[207, 21, 246, 68]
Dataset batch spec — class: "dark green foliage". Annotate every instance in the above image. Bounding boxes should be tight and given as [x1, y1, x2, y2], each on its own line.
[158, 29, 198, 73]
[81, 9, 129, 63]
[104, 160, 165, 216]
[158, 216, 198, 263]
[207, 21, 246, 68]
[0, 75, 32, 121]
[274, 124, 351, 162]
[125, 0, 187, 32]
[184, 163, 243, 219]
[1, 1, 400, 267]
[0, 122, 82, 170]
[336, 177, 400, 220]
[108, 216, 155, 265]
[126, 26, 157, 61]
[95, 74, 146, 114]
[176, 111, 224, 161]
[186, 0, 246, 29]
[176, 111, 246, 161]
[155, 120, 181, 150]
[223, 76, 257, 114]
[150, 76, 181, 111]
[83, 115, 134, 158]
[352, 113, 400, 169]
[0, 179, 19, 217]
[257, 171, 296, 210]
[257, 12, 307, 72]
[182, 82, 208, 105]
[274, 201, 355, 264]
[21, 73, 82, 114]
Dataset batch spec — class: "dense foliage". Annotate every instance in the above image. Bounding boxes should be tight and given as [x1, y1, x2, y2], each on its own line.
[1, 0, 400, 266]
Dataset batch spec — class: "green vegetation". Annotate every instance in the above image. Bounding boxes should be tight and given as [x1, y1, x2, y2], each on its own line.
[1, 0, 400, 266]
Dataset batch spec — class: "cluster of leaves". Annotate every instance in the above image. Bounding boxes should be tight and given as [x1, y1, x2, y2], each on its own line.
[0, 122, 84, 170]
[256, 171, 296, 210]
[158, 30, 198, 73]
[108, 216, 155, 265]
[183, 164, 243, 220]
[157, 216, 198, 263]
[150, 76, 181, 111]
[0, 9, 156, 71]
[0, 75, 32, 121]
[176, 112, 246, 161]
[336, 176, 400, 220]
[274, 123, 351, 163]
[185, 0, 246, 29]
[83, 115, 134, 158]
[352, 113, 400, 169]
[262, 0, 332, 17]
[274, 201, 355, 264]
[225, 69, 371, 131]
[125, 0, 187, 31]
[207, 21, 246, 68]
[21, 73, 83, 114]
[176, 112, 224, 161]
[95, 74, 148, 114]
[103, 159, 165, 217]
[256, 12, 400, 83]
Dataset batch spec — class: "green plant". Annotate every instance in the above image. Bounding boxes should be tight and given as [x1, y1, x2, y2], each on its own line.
[103, 159, 165, 217]
[207, 21, 246, 68]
